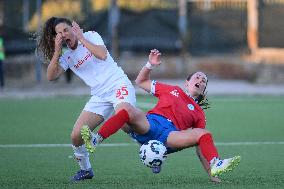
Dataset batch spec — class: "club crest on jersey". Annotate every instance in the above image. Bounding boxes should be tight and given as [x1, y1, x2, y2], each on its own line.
[170, 90, 179, 97]
[187, 104, 195, 110]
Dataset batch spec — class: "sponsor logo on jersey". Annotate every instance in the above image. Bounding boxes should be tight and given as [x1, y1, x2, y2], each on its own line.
[74, 52, 93, 69]
[170, 89, 179, 97]
[187, 104, 195, 110]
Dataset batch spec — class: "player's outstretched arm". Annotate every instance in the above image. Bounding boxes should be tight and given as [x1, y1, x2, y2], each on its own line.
[196, 146, 221, 183]
[135, 49, 161, 93]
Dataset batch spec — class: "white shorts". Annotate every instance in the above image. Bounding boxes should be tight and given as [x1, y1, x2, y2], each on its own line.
[83, 83, 136, 119]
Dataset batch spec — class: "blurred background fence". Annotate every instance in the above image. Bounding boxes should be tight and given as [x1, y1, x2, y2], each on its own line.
[0, 0, 284, 86]
[2, 0, 284, 55]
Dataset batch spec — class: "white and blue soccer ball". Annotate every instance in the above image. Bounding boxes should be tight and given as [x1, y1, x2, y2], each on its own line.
[139, 140, 167, 168]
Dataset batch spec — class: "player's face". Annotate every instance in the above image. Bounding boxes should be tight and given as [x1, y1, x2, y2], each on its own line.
[55, 22, 77, 49]
[185, 72, 208, 98]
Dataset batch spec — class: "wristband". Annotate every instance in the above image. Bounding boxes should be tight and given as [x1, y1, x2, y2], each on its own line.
[145, 61, 156, 70]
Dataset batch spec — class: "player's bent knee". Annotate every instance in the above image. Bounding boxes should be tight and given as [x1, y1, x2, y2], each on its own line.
[71, 129, 82, 144]
[115, 104, 137, 119]
[193, 128, 211, 140]
[115, 103, 134, 114]
[115, 102, 133, 109]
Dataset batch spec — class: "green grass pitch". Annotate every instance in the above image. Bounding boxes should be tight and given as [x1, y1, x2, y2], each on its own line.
[0, 95, 284, 189]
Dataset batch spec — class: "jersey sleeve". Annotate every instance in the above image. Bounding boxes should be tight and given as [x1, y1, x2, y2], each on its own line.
[85, 31, 105, 46]
[150, 81, 174, 97]
[59, 55, 69, 71]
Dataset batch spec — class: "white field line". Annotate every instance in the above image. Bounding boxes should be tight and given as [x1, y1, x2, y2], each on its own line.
[0, 143, 135, 148]
[0, 142, 284, 148]
[1, 102, 282, 148]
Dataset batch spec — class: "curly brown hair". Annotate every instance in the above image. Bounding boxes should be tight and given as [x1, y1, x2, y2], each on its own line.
[36, 17, 72, 63]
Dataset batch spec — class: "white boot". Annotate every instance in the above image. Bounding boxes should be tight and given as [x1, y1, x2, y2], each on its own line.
[210, 156, 241, 177]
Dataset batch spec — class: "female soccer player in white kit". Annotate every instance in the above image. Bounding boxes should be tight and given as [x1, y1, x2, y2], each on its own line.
[37, 17, 136, 181]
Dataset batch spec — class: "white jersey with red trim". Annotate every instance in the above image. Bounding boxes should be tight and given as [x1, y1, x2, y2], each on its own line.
[59, 31, 130, 96]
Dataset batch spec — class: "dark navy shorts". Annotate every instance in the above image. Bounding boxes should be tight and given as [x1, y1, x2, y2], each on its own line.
[130, 114, 179, 154]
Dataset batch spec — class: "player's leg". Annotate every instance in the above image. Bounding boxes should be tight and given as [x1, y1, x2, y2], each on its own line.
[196, 132, 240, 177]
[98, 102, 150, 137]
[71, 111, 104, 146]
[166, 129, 240, 177]
[166, 128, 210, 149]
[81, 83, 150, 150]
[81, 103, 150, 150]
[71, 110, 104, 181]
[95, 83, 149, 137]
[71, 96, 113, 181]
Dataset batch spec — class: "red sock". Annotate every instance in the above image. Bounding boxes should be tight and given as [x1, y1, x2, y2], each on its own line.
[97, 109, 129, 139]
[198, 133, 219, 163]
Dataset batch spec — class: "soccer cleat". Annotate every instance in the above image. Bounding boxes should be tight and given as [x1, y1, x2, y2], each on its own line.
[151, 166, 162, 174]
[81, 125, 97, 153]
[210, 156, 241, 177]
[71, 169, 94, 181]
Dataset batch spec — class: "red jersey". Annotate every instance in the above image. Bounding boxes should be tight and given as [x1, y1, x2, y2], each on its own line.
[147, 81, 206, 130]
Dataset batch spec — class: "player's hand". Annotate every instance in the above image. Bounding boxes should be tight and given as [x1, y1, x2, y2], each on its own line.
[54, 33, 63, 52]
[210, 175, 221, 183]
[148, 49, 162, 66]
[72, 21, 84, 41]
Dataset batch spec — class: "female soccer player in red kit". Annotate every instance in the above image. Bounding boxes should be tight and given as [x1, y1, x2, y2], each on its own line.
[81, 49, 241, 183]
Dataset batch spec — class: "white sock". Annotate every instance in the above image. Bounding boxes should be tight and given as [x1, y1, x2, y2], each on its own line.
[210, 157, 219, 166]
[72, 144, 92, 171]
[94, 133, 104, 144]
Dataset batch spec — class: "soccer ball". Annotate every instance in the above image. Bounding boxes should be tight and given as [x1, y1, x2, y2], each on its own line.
[139, 140, 167, 168]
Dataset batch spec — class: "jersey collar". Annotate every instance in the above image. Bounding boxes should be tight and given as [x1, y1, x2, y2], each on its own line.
[184, 89, 196, 101]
